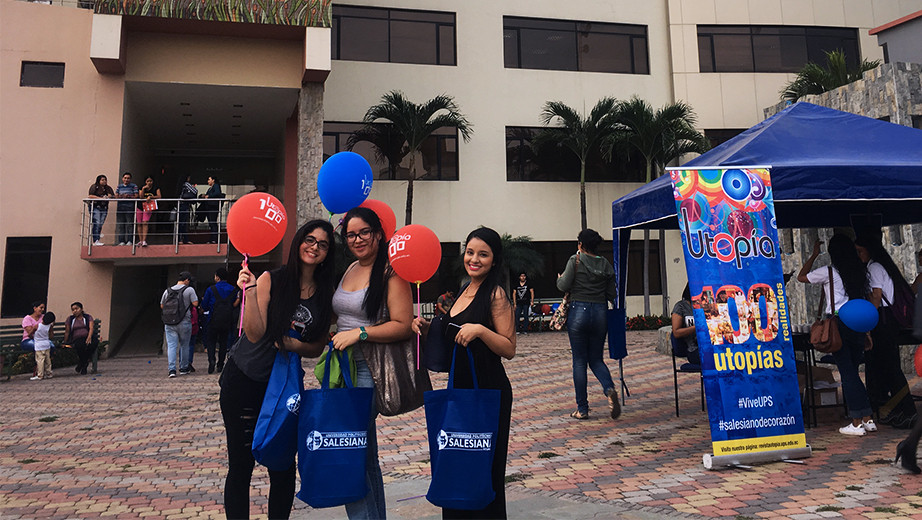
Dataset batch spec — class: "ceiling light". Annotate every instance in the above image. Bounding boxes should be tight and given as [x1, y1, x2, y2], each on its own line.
[180, 102, 190, 106]
[231, 133, 240, 136]
[232, 125, 241, 128]
[233, 115, 242, 118]
[183, 113, 192, 117]
[185, 124, 194, 127]
[233, 104, 243, 108]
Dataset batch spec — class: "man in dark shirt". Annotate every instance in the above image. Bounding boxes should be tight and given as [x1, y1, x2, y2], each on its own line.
[514, 273, 534, 334]
[115, 172, 139, 245]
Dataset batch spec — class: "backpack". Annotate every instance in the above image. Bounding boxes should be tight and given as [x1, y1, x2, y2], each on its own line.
[162, 286, 191, 326]
[210, 284, 236, 330]
[883, 282, 916, 329]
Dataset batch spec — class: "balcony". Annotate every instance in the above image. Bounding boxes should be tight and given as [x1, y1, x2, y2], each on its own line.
[80, 197, 239, 264]
[93, 0, 331, 28]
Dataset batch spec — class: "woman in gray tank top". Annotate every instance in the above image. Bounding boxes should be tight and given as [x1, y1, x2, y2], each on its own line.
[331, 207, 413, 519]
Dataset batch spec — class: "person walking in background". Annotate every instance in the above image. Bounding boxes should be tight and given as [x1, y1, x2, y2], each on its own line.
[331, 207, 414, 520]
[160, 271, 198, 377]
[64, 302, 95, 375]
[201, 175, 224, 244]
[437, 290, 455, 316]
[115, 172, 139, 246]
[413, 226, 516, 519]
[224, 220, 336, 519]
[137, 175, 161, 247]
[798, 235, 875, 436]
[21, 301, 45, 352]
[514, 273, 534, 334]
[202, 268, 239, 374]
[87, 175, 114, 246]
[557, 228, 621, 421]
[31, 311, 55, 381]
[855, 230, 918, 428]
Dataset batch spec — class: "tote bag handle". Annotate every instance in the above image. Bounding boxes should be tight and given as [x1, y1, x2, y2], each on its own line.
[447, 344, 478, 390]
[321, 342, 355, 389]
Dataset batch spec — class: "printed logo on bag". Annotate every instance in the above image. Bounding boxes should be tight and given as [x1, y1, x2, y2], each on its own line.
[436, 429, 493, 451]
[305, 430, 367, 451]
[286, 393, 300, 415]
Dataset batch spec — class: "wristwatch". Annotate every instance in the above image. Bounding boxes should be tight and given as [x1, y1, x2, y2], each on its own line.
[359, 326, 368, 341]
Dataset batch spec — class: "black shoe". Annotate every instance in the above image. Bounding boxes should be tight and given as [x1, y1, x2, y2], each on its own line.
[169, 370, 177, 378]
[188, 365, 196, 373]
[208, 363, 215, 374]
[896, 440, 922, 474]
[80, 366, 87, 375]
[879, 411, 901, 425]
[216, 362, 224, 373]
[894, 413, 919, 430]
[75, 365, 82, 373]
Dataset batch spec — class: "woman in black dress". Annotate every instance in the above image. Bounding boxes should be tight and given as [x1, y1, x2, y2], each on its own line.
[413, 226, 515, 519]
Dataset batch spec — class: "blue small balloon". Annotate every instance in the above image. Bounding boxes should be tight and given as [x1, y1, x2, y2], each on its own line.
[837, 299, 878, 332]
[317, 152, 373, 214]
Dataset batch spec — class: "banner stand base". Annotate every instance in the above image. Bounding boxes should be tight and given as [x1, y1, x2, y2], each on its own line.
[703, 446, 812, 470]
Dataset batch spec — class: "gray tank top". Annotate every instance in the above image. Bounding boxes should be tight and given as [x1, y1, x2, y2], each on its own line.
[332, 278, 375, 362]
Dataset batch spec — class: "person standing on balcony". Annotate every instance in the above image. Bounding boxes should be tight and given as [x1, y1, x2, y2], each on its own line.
[115, 172, 139, 246]
[201, 175, 224, 244]
[136, 176, 161, 247]
[177, 174, 198, 245]
[87, 175, 114, 246]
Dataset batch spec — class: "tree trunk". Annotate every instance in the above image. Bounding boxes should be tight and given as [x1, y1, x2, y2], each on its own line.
[405, 152, 416, 225]
[643, 229, 651, 316]
[297, 82, 325, 224]
[659, 228, 668, 316]
[579, 160, 587, 231]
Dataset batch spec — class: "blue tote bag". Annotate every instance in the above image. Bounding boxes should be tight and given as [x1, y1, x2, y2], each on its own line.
[251, 350, 304, 472]
[297, 344, 374, 508]
[425, 345, 501, 510]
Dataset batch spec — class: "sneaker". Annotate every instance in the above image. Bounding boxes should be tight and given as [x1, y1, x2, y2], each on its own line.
[216, 362, 224, 373]
[93, 240, 104, 246]
[607, 387, 622, 420]
[118, 242, 126, 246]
[45, 374, 52, 379]
[169, 370, 176, 378]
[208, 363, 215, 374]
[30, 376, 42, 381]
[839, 423, 866, 436]
[179, 368, 190, 375]
[861, 420, 878, 432]
[188, 365, 195, 373]
[894, 413, 918, 430]
[140, 241, 148, 247]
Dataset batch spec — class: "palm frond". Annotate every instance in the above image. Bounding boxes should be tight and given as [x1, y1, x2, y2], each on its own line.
[780, 50, 880, 101]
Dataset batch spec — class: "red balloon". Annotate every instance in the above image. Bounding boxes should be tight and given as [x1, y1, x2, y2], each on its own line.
[226, 193, 288, 257]
[915, 344, 922, 377]
[388, 224, 441, 284]
[359, 199, 397, 240]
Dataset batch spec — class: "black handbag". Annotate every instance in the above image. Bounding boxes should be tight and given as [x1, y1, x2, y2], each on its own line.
[424, 314, 451, 372]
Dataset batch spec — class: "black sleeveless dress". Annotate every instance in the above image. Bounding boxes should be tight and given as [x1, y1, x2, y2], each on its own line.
[443, 304, 514, 519]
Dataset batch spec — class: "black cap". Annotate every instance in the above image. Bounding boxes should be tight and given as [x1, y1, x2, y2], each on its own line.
[178, 271, 193, 282]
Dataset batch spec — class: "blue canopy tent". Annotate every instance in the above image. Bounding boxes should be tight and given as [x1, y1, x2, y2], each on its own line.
[609, 102, 922, 314]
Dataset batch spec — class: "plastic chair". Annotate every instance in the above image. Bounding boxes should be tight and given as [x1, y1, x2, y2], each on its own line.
[670, 333, 704, 417]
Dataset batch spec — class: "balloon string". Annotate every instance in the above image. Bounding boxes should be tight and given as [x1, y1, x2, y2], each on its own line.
[238, 253, 250, 337]
[416, 282, 421, 370]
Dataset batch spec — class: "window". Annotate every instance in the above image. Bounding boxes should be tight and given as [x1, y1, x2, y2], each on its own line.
[529, 241, 615, 298]
[704, 129, 746, 149]
[2, 237, 52, 318]
[626, 239, 662, 296]
[332, 6, 456, 65]
[323, 122, 459, 181]
[505, 127, 645, 182]
[698, 26, 859, 73]
[504, 16, 648, 74]
[20, 61, 64, 88]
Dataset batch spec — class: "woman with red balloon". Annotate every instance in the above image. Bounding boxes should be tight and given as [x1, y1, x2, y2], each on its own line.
[220, 219, 336, 520]
[331, 206, 414, 519]
[412, 227, 516, 519]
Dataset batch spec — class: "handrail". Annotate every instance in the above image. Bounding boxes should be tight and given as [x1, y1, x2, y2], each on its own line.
[81, 197, 236, 257]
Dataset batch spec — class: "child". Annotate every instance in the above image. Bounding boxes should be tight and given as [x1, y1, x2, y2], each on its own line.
[31, 311, 55, 381]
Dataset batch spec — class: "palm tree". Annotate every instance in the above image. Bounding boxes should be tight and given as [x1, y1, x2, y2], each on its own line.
[361, 91, 473, 225]
[345, 123, 409, 180]
[532, 98, 618, 231]
[605, 96, 709, 316]
[780, 49, 880, 102]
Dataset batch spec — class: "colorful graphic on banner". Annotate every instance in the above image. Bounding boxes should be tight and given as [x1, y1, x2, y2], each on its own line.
[670, 167, 805, 457]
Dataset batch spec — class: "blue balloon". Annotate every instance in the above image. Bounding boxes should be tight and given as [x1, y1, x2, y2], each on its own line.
[317, 152, 373, 214]
[837, 299, 878, 332]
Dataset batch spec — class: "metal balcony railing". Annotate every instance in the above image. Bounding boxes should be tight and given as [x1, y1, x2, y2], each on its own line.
[81, 197, 237, 257]
[19, 0, 94, 9]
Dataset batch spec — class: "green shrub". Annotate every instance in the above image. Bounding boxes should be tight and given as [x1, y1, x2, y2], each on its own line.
[9, 341, 107, 375]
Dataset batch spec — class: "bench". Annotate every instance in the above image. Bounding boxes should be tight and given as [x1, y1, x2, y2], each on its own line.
[0, 319, 102, 381]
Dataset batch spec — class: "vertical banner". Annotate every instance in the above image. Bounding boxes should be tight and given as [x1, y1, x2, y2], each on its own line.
[669, 167, 806, 461]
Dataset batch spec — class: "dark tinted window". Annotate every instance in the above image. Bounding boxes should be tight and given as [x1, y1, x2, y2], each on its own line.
[704, 129, 746, 149]
[698, 25, 860, 73]
[332, 5, 456, 66]
[504, 17, 649, 74]
[505, 127, 645, 182]
[324, 122, 459, 181]
[626, 240, 662, 296]
[2, 237, 52, 318]
[20, 62, 64, 88]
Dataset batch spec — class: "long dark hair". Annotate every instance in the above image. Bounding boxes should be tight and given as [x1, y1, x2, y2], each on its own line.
[341, 207, 389, 321]
[265, 220, 336, 345]
[578, 228, 604, 255]
[867, 242, 913, 296]
[94, 175, 107, 187]
[827, 234, 869, 301]
[463, 227, 508, 327]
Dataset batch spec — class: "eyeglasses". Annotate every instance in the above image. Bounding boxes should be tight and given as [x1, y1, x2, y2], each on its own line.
[345, 228, 374, 243]
[303, 236, 330, 251]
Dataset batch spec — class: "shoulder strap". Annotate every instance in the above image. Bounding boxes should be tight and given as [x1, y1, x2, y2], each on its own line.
[828, 266, 836, 314]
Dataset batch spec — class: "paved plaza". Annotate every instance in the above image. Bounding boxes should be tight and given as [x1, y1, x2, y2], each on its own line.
[3, 331, 922, 519]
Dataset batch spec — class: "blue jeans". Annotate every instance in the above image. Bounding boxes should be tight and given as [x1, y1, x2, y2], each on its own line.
[515, 303, 530, 333]
[344, 356, 387, 519]
[179, 202, 192, 243]
[567, 301, 615, 414]
[21, 339, 35, 351]
[91, 207, 107, 242]
[831, 318, 872, 419]
[116, 207, 133, 244]
[164, 321, 191, 372]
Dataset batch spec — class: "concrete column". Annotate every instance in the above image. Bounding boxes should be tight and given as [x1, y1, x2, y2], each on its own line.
[297, 82, 326, 224]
